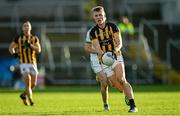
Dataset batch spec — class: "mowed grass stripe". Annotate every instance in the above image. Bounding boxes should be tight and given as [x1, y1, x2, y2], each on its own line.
[0, 85, 180, 115]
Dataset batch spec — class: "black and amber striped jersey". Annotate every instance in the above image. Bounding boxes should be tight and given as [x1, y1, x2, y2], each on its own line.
[89, 22, 119, 53]
[14, 34, 40, 64]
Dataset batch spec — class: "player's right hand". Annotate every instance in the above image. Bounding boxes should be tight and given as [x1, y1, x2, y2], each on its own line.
[98, 50, 104, 55]
[13, 53, 19, 58]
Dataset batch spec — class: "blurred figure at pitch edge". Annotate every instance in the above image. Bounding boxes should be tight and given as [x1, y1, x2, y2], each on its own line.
[118, 16, 135, 52]
[118, 16, 135, 40]
[9, 21, 41, 106]
[88, 6, 138, 112]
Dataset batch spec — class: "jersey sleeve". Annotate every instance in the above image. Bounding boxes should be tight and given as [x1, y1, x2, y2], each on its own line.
[90, 28, 97, 41]
[34, 36, 40, 43]
[85, 29, 91, 44]
[13, 35, 19, 44]
[110, 23, 119, 33]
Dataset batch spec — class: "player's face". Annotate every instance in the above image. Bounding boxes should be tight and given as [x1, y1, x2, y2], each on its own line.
[93, 10, 106, 25]
[22, 22, 32, 35]
[123, 17, 129, 24]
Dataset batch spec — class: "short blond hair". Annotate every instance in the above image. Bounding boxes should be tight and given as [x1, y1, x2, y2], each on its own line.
[91, 6, 104, 12]
[23, 20, 31, 27]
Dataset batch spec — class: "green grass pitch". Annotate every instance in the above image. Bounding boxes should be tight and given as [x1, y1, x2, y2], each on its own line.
[0, 85, 180, 115]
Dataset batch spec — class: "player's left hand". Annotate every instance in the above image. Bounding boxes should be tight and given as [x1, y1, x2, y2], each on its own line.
[112, 50, 118, 60]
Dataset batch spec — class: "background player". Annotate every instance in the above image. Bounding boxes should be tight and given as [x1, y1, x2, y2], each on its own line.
[9, 21, 41, 106]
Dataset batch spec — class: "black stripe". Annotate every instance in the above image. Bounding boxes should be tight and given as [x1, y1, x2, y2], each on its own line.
[96, 28, 102, 64]
[26, 36, 30, 63]
[104, 26, 109, 52]
[20, 36, 25, 63]
[30, 36, 34, 63]
[108, 24, 117, 59]
[26, 49, 30, 63]
[96, 28, 102, 50]
[30, 48, 32, 64]
[108, 25, 115, 51]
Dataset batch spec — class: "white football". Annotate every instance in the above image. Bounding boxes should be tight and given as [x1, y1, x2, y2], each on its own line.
[102, 52, 115, 66]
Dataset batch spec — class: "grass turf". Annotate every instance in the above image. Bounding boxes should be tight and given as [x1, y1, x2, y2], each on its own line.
[0, 85, 180, 115]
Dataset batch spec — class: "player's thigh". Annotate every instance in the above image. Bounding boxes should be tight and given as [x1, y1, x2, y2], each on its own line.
[31, 74, 38, 86]
[97, 71, 108, 82]
[108, 75, 118, 85]
[29, 65, 38, 86]
[114, 63, 126, 82]
[22, 73, 31, 86]
[108, 75, 123, 91]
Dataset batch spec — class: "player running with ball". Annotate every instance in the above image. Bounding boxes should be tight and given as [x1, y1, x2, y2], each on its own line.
[84, 6, 138, 112]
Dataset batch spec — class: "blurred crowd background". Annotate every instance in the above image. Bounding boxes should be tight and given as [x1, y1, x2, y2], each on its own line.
[0, 0, 180, 88]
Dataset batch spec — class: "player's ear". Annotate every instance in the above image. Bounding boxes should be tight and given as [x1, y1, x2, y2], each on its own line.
[103, 11, 106, 17]
[104, 12, 106, 20]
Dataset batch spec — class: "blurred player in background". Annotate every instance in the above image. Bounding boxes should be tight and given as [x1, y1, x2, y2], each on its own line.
[9, 21, 41, 106]
[87, 6, 138, 112]
[118, 16, 135, 40]
[118, 16, 135, 52]
[85, 29, 124, 111]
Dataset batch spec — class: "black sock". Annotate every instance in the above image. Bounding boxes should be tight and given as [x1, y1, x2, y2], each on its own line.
[129, 99, 136, 107]
[104, 103, 108, 107]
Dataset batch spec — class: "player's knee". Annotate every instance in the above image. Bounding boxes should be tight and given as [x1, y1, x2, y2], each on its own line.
[110, 81, 123, 92]
[110, 81, 118, 88]
[100, 79, 108, 89]
[117, 77, 127, 85]
[22, 72, 29, 78]
[98, 76, 107, 84]
[100, 84, 108, 92]
[101, 80, 108, 87]
[31, 83, 36, 89]
[108, 79, 115, 87]
[31, 80, 37, 88]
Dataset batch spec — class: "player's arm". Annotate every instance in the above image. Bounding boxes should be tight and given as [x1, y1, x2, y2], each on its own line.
[114, 32, 122, 52]
[30, 42, 41, 53]
[110, 22, 123, 53]
[84, 42, 98, 54]
[84, 29, 102, 54]
[91, 39, 104, 55]
[9, 41, 18, 55]
[88, 29, 103, 55]
[30, 37, 41, 53]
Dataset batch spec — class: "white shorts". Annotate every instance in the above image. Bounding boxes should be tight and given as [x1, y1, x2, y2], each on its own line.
[90, 54, 124, 77]
[90, 54, 102, 73]
[102, 55, 124, 77]
[19, 63, 38, 75]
